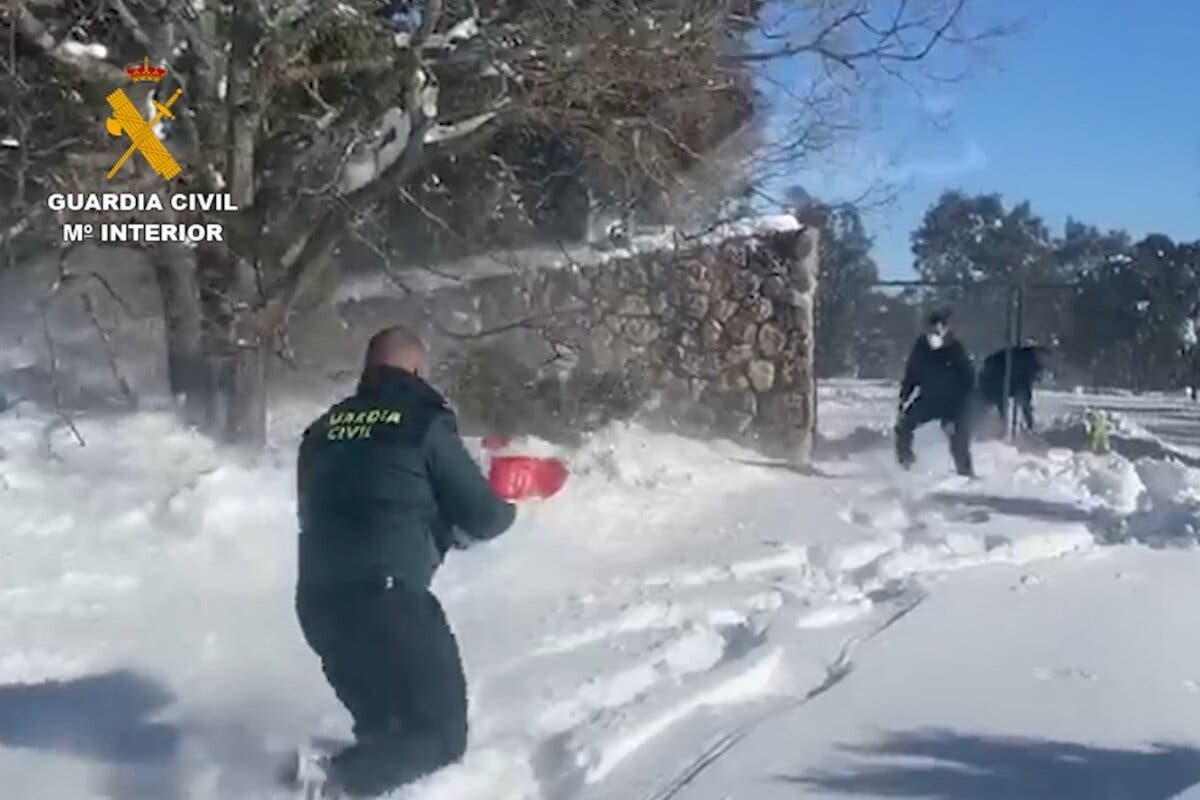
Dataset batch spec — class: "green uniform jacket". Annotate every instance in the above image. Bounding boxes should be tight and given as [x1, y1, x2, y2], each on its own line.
[297, 366, 516, 591]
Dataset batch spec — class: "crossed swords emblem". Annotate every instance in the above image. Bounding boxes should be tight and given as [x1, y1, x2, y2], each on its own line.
[105, 87, 184, 180]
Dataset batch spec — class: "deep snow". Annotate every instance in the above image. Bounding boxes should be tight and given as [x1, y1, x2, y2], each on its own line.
[1, 381, 1199, 799]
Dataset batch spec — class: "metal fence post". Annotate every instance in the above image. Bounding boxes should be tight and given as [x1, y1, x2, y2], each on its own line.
[1002, 284, 1015, 441]
[1010, 283, 1026, 440]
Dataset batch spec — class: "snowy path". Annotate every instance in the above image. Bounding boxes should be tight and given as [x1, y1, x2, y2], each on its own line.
[1, 383, 1199, 799]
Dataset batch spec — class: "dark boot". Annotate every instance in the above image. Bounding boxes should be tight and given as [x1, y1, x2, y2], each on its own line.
[329, 729, 454, 798]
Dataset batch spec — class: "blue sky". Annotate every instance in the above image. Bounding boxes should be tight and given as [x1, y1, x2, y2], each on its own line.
[764, 1, 1200, 278]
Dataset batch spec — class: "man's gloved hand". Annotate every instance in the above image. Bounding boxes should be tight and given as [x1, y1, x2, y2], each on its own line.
[895, 396, 911, 430]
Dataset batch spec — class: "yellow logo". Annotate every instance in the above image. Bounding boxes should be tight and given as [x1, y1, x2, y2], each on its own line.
[326, 408, 404, 441]
[105, 58, 183, 181]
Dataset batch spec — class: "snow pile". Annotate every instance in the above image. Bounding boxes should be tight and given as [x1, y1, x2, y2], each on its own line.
[564, 423, 759, 487]
[1028, 411, 1200, 544]
[1125, 459, 1200, 545]
[1010, 446, 1147, 515]
[0, 408, 310, 799]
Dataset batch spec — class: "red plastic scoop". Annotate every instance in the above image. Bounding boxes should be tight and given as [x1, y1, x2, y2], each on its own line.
[488, 455, 569, 501]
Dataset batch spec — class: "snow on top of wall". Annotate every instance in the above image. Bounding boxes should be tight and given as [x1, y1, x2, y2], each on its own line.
[335, 213, 802, 301]
[59, 40, 109, 60]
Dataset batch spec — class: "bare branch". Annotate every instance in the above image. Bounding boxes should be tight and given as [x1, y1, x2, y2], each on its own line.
[738, 0, 980, 68]
[345, 223, 416, 296]
[39, 304, 85, 449]
[50, 270, 157, 321]
[81, 292, 137, 408]
[108, 0, 156, 54]
[432, 304, 589, 341]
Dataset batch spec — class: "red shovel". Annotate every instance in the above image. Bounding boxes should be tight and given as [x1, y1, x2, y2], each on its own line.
[488, 454, 569, 501]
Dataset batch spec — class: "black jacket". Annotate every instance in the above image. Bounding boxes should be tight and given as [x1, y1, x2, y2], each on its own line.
[900, 334, 975, 416]
[978, 346, 1046, 402]
[296, 366, 516, 591]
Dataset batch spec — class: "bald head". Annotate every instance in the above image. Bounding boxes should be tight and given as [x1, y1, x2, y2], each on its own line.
[363, 325, 427, 377]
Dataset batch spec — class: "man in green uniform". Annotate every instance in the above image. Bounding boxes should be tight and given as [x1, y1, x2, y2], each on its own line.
[295, 326, 516, 797]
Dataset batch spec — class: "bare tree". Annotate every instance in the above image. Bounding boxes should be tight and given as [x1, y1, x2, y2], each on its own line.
[745, 0, 1013, 205]
[2, 0, 1006, 445]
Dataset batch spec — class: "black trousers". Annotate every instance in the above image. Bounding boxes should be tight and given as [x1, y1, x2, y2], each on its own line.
[996, 388, 1034, 431]
[895, 401, 974, 477]
[297, 583, 468, 797]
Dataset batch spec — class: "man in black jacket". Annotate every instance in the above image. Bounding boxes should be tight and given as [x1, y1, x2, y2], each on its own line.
[978, 345, 1049, 431]
[295, 326, 516, 797]
[896, 310, 976, 477]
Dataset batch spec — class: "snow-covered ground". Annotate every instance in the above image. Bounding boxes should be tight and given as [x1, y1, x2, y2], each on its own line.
[2, 381, 1200, 799]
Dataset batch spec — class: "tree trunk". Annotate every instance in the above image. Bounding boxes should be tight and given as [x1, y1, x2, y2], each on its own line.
[197, 243, 269, 446]
[202, 0, 268, 446]
[152, 242, 212, 425]
[224, 338, 268, 444]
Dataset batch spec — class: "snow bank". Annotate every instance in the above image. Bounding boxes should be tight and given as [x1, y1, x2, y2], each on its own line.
[1126, 459, 1200, 545]
[1030, 411, 1200, 544]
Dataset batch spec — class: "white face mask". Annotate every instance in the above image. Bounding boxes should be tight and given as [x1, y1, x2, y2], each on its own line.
[927, 332, 945, 350]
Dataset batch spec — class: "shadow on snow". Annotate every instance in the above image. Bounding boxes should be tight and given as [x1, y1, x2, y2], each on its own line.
[924, 491, 1105, 526]
[779, 729, 1200, 800]
[0, 669, 180, 765]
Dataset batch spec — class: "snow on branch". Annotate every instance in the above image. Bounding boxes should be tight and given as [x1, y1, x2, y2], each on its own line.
[58, 41, 110, 60]
[423, 16, 481, 50]
[423, 108, 499, 144]
[339, 108, 413, 195]
[12, 6, 123, 84]
[394, 6, 479, 52]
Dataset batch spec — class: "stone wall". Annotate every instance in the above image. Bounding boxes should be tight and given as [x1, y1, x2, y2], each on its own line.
[342, 219, 819, 462]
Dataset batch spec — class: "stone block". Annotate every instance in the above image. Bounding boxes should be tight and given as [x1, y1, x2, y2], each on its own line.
[748, 360, 775, 392]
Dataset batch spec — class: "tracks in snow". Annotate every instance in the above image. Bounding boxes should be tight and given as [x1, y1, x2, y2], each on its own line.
[492, 532, 929, 800]
[640, 590, 926, 800]
[497, 462, 1087, 800]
